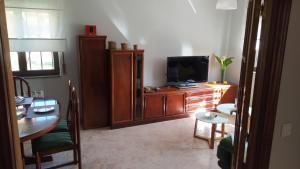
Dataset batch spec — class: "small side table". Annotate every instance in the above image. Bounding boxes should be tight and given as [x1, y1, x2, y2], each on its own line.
[194, 112, 229, 149]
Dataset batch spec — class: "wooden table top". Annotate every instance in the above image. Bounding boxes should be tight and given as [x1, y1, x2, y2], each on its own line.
[18, 98, 60, 142]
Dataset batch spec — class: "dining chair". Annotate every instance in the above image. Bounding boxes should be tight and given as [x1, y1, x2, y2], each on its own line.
[32, 86, 82, 169]
[13, 76, 31, 97]
[50, 80, 73, 133]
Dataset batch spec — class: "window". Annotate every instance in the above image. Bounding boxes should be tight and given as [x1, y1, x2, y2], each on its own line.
[11, 51, 61, 77]
[5, 0, 66, 77]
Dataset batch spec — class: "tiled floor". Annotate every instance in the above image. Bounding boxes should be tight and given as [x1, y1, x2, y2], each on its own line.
[25, 117, 233, 169]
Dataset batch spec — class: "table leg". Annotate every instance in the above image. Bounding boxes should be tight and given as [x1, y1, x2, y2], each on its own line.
[210, 123, 217, 149]
[221, 123, 225, 137]
[193, 119, 198, 137]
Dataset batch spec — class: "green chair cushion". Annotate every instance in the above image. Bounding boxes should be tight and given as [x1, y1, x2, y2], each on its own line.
[217, 136, 234, 169]
[32, 132, 74, 153]
[50, 119, 69, 133]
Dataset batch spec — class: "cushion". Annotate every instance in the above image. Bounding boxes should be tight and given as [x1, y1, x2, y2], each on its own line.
[217, 136, 234, 169]
[32, 132, 74, 153]
[50, 119, 69, 133]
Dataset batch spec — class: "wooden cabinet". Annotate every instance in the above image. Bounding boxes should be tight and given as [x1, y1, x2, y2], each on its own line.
[109, 50, 144, 127]
[144, 83, 237, 123]
[165, 93, 185, 117]
[79, 36, 109, 129]
[144, 91, 187, 122]
[144, 95, 165, 119]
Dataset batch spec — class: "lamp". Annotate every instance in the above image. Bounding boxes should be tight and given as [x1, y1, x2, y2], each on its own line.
[216, 0, 237, 10]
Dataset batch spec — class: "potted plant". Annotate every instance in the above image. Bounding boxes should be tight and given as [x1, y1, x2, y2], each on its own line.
[214, 54, 234, 84]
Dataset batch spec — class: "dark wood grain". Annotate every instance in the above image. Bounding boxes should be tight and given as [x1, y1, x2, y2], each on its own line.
[110, 51, 133, 125]
[13, 76, 31, 97]
[144, 95, 165, 119]
[0, 0, 23, 167]
[34, 87, 82, 169]
[0, 21, 17, 169]
[246, 0, 293, 169]
[165, 93, 185, 117]
[109, 50, 145, 127]
[79, 36, 109, 129]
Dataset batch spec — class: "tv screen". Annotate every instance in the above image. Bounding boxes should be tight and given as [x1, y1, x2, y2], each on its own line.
[167, 56, 209, 84]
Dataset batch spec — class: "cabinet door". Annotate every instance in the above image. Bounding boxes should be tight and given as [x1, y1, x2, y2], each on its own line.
[165, 93, 185, 117]
[79, 36, 108, 129]
[111, 52, 133, 125]
[144, 95, 165, 119]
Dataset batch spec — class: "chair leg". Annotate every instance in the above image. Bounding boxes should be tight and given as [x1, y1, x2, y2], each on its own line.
[221, 123, 225, 137]
[77, 146, 82, 169]
[35, 152, 41, 169]
[193, 119, 198, 137]
[73, 149, 78, 163]
[20, 143, 25, 168]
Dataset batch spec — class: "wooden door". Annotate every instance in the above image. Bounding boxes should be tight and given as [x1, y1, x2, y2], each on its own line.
[165, 93, 185, 117]
[111, 51, 133, 125]
[232, 0, 261, 168]
[79, 36, 108, 129]
[0, 0, 23, 168]
[144, 95, 165, 119]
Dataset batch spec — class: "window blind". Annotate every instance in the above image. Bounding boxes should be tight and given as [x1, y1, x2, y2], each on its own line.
[5, 0, 66, 52]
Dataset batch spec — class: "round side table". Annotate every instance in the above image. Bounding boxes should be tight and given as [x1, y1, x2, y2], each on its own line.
[194, 112, 229, 149]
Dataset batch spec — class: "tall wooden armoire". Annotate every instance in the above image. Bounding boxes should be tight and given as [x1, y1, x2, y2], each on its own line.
[79, 36, 109, 129]
[108, 49, 144, 128]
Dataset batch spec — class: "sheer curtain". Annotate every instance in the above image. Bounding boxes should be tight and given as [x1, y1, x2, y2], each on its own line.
[5, 0, 66, 51]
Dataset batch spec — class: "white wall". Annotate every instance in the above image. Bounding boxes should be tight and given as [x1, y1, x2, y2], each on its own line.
[65, 0, 232, 86]
[224, 0, 248, 84]
[16, 0, 247, 114]
[269, 1, 300, 169]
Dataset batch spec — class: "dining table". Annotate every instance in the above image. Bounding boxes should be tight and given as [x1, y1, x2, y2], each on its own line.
[17, 98, 60, 142]
[17, 97, 60, 164]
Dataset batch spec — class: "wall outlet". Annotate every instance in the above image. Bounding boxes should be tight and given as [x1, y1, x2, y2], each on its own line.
[281, 123, 292, 138]
[31, 90, 44, 98]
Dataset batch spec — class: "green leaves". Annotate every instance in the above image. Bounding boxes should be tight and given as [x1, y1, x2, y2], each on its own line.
[214, 54, 234, 70]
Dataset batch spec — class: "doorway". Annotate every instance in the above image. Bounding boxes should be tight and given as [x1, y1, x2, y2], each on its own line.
[0, 0, 293, 169]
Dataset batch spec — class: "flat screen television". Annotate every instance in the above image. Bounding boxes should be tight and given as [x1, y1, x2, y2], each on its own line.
[167, 56, 209, 85]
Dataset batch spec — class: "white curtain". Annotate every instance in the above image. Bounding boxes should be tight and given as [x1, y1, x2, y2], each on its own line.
[5, 0, 66, 51]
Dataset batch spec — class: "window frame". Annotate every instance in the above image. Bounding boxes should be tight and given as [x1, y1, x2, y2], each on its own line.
[12, 51, 61, 77]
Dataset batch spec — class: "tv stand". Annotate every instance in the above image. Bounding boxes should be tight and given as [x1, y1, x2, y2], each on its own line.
[143, 83, 237, 123]
[112, 82, 237, 128]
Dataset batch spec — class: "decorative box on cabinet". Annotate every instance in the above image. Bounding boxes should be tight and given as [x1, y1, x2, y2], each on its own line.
[79, 36, 109, 129]
[109, 49, 144, 128]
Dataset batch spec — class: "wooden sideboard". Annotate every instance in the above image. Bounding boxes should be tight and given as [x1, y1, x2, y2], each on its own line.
[110, 83, 237, 128]
[143, 83, 237, 123]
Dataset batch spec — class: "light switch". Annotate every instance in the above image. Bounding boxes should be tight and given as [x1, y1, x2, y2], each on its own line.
[281, 123, 292, 138]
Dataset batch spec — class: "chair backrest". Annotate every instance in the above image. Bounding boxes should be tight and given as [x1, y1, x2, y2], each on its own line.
[69, 86, 81, 146]
[66, 80, 72, 122]
[13, 76, 31, 97]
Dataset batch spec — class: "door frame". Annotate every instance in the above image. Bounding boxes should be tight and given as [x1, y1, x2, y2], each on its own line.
[233, 0, 293, 169]
[0, 0, 23, 168]
[246, 0, 293, 168]
[0, 0, 294, 169]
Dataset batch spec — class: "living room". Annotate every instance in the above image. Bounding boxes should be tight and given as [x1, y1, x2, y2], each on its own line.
[1, 0, 298, 169]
